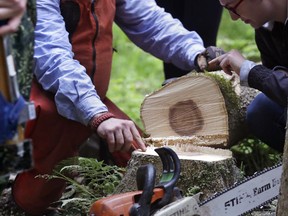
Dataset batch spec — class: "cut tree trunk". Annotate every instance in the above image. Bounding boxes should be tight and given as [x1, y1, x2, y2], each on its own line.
[115, 72, 260, 200]
[141, 72, 259, 147]
[114, 146, 243, 201]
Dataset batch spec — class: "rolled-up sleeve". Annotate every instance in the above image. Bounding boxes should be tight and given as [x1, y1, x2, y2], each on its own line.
[115, 0, 205, 71]
[34, 0, 107, 125]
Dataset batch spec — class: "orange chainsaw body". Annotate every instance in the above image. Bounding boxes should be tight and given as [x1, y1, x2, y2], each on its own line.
[89, 188, 164, 216]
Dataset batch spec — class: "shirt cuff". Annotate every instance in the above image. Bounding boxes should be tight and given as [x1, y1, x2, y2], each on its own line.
[77, 96, 108, 126]
[240, 60, 257, 87]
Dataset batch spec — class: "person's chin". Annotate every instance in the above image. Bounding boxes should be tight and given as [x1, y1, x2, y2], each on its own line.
[249, 22, 261, 29]
[242, 19, 259, 29]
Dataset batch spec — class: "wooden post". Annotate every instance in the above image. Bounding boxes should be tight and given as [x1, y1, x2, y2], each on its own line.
[276, 99, 288, 215]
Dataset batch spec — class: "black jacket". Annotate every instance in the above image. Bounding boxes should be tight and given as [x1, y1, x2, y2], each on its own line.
[249, 21, 288, 106]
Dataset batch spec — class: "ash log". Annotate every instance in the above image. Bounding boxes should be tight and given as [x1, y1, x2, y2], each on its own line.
[116, 72, 258, 200]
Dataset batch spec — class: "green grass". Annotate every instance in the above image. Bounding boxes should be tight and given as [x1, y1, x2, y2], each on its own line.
[107, 10, 260, 130]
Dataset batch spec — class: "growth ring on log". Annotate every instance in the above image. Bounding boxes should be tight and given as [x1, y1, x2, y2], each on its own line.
[141, 74, 229, 147]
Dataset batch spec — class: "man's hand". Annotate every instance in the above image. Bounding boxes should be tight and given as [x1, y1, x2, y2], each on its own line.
[0, 0, 27, 35]
[90, 114, 146, 153]
[196, 46, 226, 72]
[209, 49, 246, 76]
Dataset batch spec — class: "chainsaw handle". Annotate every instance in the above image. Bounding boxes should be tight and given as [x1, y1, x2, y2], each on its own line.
[129, 164, 156, 216]
[89, 147, 181, 216]
[154, 147, 181, 208]
[89, 188, 165, 216]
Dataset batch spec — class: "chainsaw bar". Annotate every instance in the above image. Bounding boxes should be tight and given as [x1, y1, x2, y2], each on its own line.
[200, 163, 282, 216]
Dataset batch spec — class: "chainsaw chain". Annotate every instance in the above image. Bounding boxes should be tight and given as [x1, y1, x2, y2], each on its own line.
[199, 162, 282, 215]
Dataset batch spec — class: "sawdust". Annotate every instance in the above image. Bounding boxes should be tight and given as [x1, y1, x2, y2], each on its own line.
[144, 134, 228, 148]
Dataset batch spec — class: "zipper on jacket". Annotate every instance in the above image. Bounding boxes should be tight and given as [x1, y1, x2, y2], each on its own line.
[90, 0, 99, 83]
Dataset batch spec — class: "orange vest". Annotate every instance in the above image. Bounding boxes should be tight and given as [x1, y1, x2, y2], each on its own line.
[60, 0, 115, 99]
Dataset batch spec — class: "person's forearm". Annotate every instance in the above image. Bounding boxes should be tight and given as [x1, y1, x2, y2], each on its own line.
[115, 0, 205, 71]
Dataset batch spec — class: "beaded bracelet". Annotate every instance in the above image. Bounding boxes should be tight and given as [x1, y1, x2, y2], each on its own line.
[90, 112, 115, 130]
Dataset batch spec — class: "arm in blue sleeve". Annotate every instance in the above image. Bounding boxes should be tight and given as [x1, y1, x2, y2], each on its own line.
[115, 0, 205, 71]
[34, 0, 107, 125]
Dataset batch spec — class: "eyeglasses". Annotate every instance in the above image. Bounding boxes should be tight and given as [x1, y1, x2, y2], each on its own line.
[221, 0, 244, 16]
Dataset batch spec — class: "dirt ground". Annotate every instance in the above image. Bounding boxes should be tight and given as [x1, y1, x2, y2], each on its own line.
[0, 187, 65, 216]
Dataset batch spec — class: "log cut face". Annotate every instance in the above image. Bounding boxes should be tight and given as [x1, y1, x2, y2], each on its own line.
[141, 74, 229, 147]
[141, 72, 259, 147]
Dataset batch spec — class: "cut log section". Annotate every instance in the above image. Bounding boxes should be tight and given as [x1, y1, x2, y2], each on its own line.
[141, 73, 229, 147]
[141, 72, 258, 147]
[116, 72, 257, 201]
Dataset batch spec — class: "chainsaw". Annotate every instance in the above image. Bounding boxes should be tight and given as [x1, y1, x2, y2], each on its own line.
[89, 147, 281, 216]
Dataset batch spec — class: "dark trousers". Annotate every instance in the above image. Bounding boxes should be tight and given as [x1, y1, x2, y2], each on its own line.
[155, 0, 223, 79]
[247, 93, 287, 152]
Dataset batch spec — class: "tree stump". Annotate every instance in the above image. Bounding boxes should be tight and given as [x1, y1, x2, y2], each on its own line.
[114, 146, 242, 201]
[114, 72, 259, 200]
